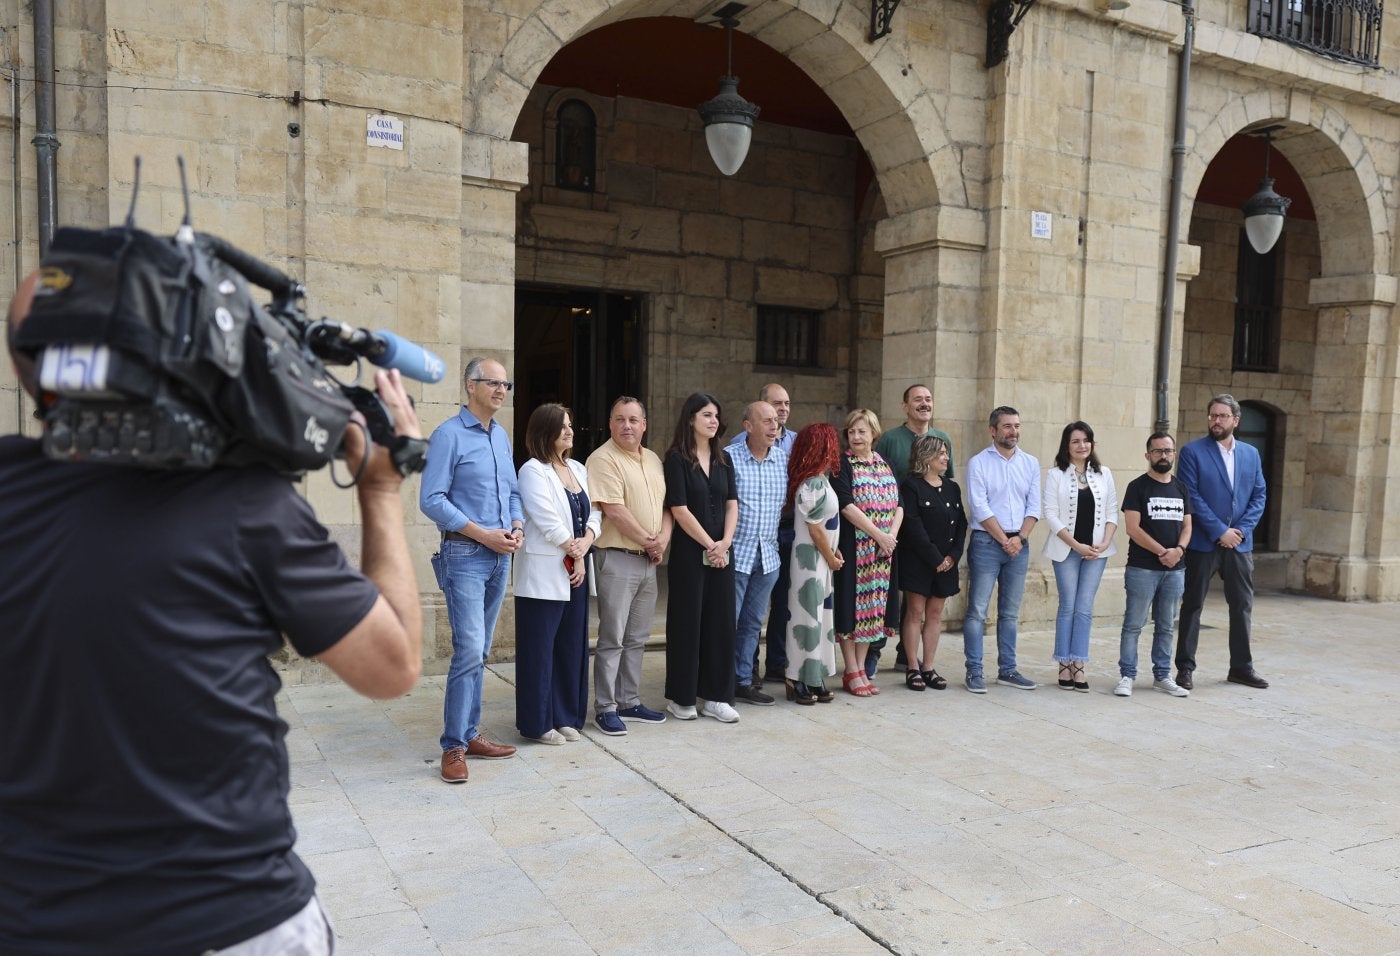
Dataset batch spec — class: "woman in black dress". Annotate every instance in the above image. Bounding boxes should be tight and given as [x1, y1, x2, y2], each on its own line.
[896, 434, 967, 690]
[663, 392, 739, 723]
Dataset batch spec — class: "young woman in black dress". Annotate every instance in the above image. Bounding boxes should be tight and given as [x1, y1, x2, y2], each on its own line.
[662, 393, 739, 723]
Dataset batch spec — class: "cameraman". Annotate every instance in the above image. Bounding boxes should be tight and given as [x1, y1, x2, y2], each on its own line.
[0, 272, 423, 955]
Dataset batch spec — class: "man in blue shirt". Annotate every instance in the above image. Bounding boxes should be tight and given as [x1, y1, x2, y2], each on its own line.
[962, 406, 1041, 693]
[729, 401, 788, 705]
[727, 383, 796, 684]
[421, 357, 525, 782]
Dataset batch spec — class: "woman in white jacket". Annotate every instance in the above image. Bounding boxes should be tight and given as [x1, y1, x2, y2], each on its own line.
[515, 404, 602, 744]
[1042, 421, 1117, 692]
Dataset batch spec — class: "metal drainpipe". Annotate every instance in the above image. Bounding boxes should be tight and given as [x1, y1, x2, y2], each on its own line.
[1155, 0, 1195, 433]
[33, 0, 57, 257]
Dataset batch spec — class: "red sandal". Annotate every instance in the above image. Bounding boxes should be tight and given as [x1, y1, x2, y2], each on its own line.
[843, 671, 875, 697]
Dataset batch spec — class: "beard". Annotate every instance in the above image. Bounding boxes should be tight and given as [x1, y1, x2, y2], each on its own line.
[1151, 459, 1174, 474]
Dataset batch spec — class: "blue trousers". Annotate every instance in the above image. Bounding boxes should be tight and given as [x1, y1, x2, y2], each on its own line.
[514, 588, 590, 738]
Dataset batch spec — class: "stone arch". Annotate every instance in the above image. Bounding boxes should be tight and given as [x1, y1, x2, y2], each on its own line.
[472, 0, 964, 215]
[1182, 93, 1389, 277]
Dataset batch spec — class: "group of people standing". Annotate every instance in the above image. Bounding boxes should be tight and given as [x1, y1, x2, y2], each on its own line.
[419, 358, 1269, 785]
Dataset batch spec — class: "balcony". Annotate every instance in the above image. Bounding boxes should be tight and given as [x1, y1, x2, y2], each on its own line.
[1247, 0, 1383, 66]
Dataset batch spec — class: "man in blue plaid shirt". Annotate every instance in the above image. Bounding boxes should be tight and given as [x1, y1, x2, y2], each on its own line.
[729, 400, 788, 706]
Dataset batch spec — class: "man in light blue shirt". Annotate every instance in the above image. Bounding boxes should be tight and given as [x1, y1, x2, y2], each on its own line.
[727, 383, 796, 683]
[420, 356, 525, 782]
[962, 406, 1041, 693]
[729, 401, 788, 705]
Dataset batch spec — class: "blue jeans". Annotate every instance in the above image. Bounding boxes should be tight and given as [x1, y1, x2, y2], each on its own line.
[734, 555, 779, 685]
[1051, 552, 1108, 662]
[432, 539, 509, 751]
[962, 531, 1029, 678]
[1119, 565, 1185, 679]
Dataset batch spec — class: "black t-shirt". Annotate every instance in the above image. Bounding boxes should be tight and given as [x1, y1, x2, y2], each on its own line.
[1121, 472, 1194, 570]
[0, 436, 379, 955]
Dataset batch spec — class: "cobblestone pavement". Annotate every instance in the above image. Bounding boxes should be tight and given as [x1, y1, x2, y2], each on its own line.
[282, 591, 1400, 955]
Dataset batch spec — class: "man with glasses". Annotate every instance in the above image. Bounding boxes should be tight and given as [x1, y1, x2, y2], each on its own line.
[421, 357, 524, 782]
[1113, 432, 1193, 698]
[1174, 394, 1269, 690]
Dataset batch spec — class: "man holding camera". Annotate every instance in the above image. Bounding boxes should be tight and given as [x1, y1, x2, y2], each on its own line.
[0, 272, 424, 955]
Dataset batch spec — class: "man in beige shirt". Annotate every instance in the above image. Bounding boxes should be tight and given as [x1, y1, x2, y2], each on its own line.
[586, 397, 673, 736]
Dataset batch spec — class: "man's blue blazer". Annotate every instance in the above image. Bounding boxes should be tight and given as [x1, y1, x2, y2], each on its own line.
[1176, 435, 1267, 553]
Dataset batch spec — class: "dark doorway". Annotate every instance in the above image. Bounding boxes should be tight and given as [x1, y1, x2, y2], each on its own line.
[1239, 401, 1281, 551]
[514, 287, 643, 464]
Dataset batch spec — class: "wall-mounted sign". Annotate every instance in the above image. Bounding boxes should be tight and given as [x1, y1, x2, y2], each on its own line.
[1031, 211, 1052, 240]
[367, 115, 404, 150]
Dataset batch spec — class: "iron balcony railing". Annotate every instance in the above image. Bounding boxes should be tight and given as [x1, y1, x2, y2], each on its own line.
[1248, 0, 1383, 66]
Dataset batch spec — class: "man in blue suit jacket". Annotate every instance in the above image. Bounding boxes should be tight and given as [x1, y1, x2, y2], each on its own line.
[1174, 394, 1269, 690]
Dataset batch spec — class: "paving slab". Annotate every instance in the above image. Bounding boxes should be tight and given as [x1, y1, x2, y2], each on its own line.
[282, 590, 1400, 954]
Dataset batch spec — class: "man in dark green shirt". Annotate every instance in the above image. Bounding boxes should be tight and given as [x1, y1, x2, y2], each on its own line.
[874, 384, 954, 483]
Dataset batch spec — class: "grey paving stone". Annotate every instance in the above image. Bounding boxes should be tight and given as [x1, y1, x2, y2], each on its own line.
[279, 592, 1400, 953]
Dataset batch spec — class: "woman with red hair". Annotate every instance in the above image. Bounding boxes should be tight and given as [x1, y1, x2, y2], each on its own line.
[781, 423, 845, 704]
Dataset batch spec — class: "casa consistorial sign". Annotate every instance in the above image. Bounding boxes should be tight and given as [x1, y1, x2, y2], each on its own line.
[366, 114, 404, 150]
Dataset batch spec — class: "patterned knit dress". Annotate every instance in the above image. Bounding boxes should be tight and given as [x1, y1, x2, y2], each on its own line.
[838, 452, 900, 643]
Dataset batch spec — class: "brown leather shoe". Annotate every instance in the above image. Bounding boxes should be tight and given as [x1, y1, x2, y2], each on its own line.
[440, 746, 468, 783]
[1227, 667, 1269, 689]
[465, 735, 517, 759]
[1175, 670, 1193, 691]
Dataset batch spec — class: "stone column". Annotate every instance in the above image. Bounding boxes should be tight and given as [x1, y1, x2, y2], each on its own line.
[1301, 273, 1400, 599]
[874, 204, 986, 450]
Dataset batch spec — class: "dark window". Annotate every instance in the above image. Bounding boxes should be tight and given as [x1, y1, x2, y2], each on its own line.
[1233, 229, 1283, 372]
[554, 100, 596, 192]
[1247, 0, 1382, 67]
[756, 306, 820, 368]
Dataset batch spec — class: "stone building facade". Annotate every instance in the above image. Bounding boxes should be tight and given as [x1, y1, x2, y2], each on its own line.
[1, 0, 1397, 673]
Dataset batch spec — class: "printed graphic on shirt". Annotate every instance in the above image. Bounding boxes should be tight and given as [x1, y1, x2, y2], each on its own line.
[1145, 496, 1186, 523]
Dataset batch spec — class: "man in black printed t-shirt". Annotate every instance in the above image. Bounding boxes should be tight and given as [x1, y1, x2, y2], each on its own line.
[1114, 431, 1194, 699]
[0, 272, 423, 956]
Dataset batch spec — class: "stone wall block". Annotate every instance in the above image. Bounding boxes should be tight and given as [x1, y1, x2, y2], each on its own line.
[743, 220, 810, 268]
[386, 169, 462, 219]
[655, 171, 721, 211]
[105, 32, 180, 79]
[720, 180, 796, 223]
[756, 266, 837, 308]
[307, 210, 459, 272]
[307, 162, 388, 209]
[614, 206, 682, 254]
[234, 147, 290, 200]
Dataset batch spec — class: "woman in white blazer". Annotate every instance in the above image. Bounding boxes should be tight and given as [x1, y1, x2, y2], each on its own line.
[1042, 421, 1118, 692]
[515, 403, 602, 745]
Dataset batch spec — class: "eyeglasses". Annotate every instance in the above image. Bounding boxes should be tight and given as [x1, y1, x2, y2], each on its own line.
[1147, 448, 1175, 457]
[1207, 412, 1235, 421]
[470, 378, 513, 391]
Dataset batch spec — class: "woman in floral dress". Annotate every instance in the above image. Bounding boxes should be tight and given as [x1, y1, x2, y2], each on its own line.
[782, 424, 845, 704]
[832, 409, 903, 697]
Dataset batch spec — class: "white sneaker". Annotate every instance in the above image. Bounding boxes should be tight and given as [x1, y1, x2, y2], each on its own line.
[667, 701, 698, 720]
[700, 700, 740, 723]
[555, 726, 581, 742]
[1154, 677, 1190, 697]
[1113, 676, 1133, 697]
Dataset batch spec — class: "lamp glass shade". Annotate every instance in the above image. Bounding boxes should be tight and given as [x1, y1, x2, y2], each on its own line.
[1243, 212, 1284, 255]
[1240, 177, 1292, 254]
[704, 122, 752, 176]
